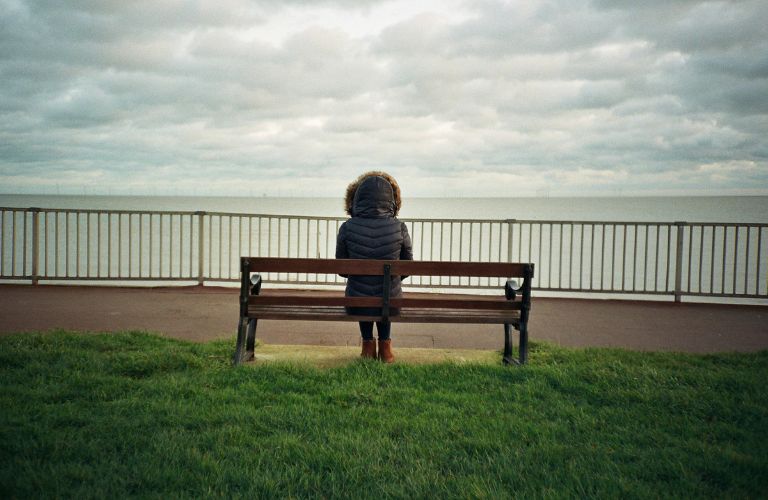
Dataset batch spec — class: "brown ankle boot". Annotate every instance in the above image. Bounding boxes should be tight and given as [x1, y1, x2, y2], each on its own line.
[361, 339, 377, 359]
[378, 339, 395, 363]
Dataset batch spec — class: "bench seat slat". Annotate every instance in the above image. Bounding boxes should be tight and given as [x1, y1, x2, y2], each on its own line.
[397, 297, 521, 310]
[250, 295, 522, 311]
[400, 310, 519, 324]
[248, 307, 378, 322]
[248, 305, 521, 324]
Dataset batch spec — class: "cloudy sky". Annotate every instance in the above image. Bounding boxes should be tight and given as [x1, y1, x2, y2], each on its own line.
[1, 0, 767, 197]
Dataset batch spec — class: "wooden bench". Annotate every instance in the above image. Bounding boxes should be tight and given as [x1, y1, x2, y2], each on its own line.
[233, 257, 534, 366]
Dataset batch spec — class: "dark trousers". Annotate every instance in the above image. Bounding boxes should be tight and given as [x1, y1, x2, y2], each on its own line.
[359, 321, 391, 341]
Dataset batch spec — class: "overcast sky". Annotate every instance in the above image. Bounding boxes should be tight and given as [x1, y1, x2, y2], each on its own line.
[1, 0, 767, 197]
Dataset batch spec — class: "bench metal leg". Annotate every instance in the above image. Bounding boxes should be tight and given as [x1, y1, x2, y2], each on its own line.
[245, 318, 258, 361]
[233, 318, 258, 365]
[233, 317, 248, 365]
[519, 323, 528, 365]
[502, 323, 514, 365]
[502, 323, 525, 366]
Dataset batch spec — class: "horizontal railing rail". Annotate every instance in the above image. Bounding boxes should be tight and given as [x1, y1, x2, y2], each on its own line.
[1, 207, 766, 302]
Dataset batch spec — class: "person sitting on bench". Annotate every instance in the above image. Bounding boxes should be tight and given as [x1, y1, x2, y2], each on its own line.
[335, 171, 413, 363]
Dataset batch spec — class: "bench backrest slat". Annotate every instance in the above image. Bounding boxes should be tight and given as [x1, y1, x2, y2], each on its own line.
[245, 257, 533, 278]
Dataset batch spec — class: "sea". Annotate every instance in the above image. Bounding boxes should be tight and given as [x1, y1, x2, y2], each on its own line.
[1, 194, 767, 223]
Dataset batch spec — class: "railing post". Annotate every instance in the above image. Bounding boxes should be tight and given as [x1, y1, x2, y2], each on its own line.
[505, 219, 516, 262]
[674, 221, 687, 302]
[30, 208, 40, 285]
[196, 211, 206, 286]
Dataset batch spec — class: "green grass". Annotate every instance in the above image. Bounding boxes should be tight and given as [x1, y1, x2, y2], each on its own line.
[1, 331, 767, 498]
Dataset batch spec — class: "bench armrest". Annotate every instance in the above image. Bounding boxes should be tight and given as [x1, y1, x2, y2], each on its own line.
[250, 274, 262, 295]
[505, 279, 519, 300]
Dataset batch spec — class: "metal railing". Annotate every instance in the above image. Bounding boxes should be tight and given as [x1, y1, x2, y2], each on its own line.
[1, 207, 766, 302]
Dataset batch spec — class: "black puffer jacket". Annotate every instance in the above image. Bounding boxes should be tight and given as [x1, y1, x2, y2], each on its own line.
[335, 174, 413, 304]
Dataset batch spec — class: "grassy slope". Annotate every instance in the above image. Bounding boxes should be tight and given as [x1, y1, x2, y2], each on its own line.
[1, 331, 767, 498]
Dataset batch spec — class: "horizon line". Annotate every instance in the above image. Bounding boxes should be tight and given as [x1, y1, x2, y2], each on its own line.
[1, 192, 768, 199]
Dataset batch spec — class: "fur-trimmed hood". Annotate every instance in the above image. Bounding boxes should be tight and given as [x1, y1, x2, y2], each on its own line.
[344, 171, 402, 217]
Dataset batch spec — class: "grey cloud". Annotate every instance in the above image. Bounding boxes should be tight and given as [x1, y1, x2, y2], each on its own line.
[691, 48, 768, 79]
[449, 0, 622, 56]
[590, 0, 702, 9]
[26, 0, 266, 38]
[605, 0, 768, 52]
[376, 12, 452, 55]
[41, 83, 119, 128]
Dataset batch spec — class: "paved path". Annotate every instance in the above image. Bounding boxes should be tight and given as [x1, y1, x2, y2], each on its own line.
[1, 284, 766, 353]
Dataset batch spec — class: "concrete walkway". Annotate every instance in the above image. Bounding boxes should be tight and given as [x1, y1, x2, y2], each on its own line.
[1, 284, 766, 353]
